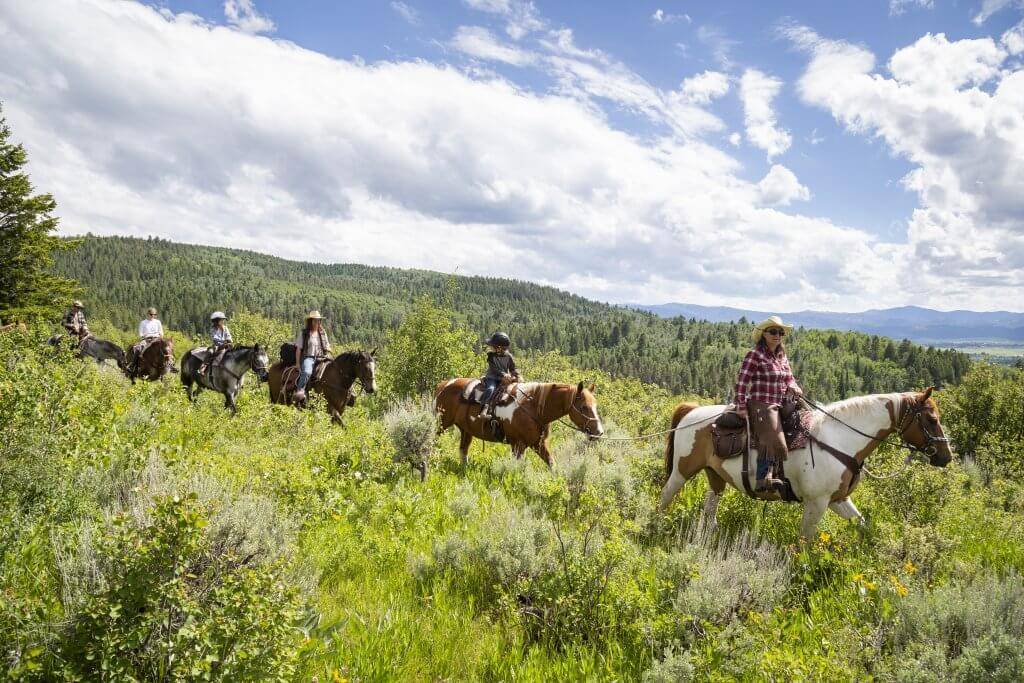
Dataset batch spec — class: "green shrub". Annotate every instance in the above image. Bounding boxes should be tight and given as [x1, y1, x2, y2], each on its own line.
[57, 495, 304, 682]
[384, 397, 436, 478]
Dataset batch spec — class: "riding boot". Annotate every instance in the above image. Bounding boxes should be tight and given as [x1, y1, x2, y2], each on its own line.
[749, 400, 787, 491]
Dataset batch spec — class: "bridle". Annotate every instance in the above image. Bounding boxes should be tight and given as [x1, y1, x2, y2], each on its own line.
[567, 388, 602, 436]
[801, 395, 950, 458]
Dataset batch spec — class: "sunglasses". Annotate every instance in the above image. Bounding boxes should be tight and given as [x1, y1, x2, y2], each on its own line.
[765, 328, 786, 336]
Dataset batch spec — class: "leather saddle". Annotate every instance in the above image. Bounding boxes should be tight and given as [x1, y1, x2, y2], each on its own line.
[462, 379, 517, 407]
[712, 399, 804, 459]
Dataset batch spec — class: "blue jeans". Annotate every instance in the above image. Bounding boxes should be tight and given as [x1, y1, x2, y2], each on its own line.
[296, 357, 315, 390]
[480, 378, 501, 405]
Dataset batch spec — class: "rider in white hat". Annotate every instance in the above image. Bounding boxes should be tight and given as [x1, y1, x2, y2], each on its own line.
[733, 315, 803, 492]
[293, 310, 332, 401]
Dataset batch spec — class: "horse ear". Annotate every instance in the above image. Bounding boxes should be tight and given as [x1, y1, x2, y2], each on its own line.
[920, 386, 934, 402]
[576, 381, 584, 394]
[588, 382, 595, 393]
[371, 347, 378, 357]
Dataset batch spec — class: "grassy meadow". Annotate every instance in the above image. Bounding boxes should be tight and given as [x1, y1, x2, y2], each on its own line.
[2, 315, 1023, 682]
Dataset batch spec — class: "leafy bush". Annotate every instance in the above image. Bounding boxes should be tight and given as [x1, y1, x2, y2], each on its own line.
[384, 397, 436, 478]
[56, 494, 305, 681]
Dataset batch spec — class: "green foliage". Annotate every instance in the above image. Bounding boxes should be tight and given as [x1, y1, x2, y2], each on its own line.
[384, 397, 436, 472]
[0, 319, 1019, 681]
[58, 495, 304, 682]
[0, 106, 78, 323]
[51, 235, 970, 400]
[379, 294, 478, 399]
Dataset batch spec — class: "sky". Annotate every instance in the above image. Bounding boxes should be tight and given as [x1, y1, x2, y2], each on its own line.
[1, 0, 1022, 312]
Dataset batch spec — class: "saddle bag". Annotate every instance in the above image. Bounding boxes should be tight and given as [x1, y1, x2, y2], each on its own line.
[712, 411, 747, 459]
[280, 342, 297, 366]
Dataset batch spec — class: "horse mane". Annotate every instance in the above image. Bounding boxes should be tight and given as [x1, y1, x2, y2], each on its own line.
[810, 393, 903, 430]
[334, 350, 369, 364]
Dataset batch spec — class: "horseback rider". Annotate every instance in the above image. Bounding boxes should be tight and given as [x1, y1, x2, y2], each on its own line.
[199, 311, 233, 375]
[480, 332, 520, 418]
[293, 310, 332, 402]
[127, 306, 164, 374]
[733, 316, 804, 493]
[61, 300, 89, 340]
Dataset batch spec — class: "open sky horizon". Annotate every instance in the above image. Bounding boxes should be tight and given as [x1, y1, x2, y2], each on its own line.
[2, 0, 1023, 312]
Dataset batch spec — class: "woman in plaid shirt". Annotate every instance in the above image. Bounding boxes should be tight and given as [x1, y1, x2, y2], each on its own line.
[734, 316, 804, 492]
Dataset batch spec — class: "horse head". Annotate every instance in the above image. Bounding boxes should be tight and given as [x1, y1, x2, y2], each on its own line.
[357, 348, 377, 394]
[899, 387, 953, 466]
[250, 344, 270, 382]
[569, 381, 604, 440]
[161, 338, 177, 373]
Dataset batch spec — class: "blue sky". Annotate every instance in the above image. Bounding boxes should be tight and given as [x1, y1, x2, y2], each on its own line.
[1, 0, 1022, 310]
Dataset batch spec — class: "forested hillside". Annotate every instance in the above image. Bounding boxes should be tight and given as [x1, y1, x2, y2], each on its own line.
[52, 235, 970, 400]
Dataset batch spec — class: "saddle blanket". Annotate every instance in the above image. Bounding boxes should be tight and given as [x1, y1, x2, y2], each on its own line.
[461, 379, 520, 406]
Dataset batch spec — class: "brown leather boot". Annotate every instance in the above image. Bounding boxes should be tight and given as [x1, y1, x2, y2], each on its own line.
[749, 401, 788, 491]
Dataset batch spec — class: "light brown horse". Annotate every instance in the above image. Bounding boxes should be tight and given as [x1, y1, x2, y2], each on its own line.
[127, 338, 176, 383]
[267, 350, 376, 424]
[434, 379, 605, 468]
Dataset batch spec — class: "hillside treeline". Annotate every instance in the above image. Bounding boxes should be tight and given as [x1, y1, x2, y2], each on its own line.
[52, 235, 970, 400]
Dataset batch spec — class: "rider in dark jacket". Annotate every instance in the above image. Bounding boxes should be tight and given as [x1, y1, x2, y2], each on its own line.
[480, 332, 520, 416]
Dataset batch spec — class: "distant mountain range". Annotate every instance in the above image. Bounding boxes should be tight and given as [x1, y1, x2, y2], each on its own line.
[630, 303, 1024, 348]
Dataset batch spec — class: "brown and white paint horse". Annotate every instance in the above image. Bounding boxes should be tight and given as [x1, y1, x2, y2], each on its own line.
[434, 379, 605, 468]
[659, 389, 953, 538]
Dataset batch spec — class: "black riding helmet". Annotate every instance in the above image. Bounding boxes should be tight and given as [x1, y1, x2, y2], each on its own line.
[486, 332, 511, 347]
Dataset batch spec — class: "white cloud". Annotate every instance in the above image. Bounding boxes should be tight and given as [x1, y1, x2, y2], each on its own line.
[697, 25, 738, 69]
[972, 0, 1020, 25]
[728, 131, 742, 146]
[889, 0, 934, 17]
[1, 1, 1018, 311]
[451, 26, 536, 65]
[463, 0, 544, 40]
[739, 69, 792, 159]
[390, 1, 419, 25]
[681, 70, 730, 104]
[1003, 20, 1024, 54]
[651, 9, 691, 25]
[787, 24, 1024, 305]
[758, 164, 810, 205]
[223, 0, 274, 35]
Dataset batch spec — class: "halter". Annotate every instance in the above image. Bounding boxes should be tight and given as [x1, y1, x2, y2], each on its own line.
[567, 387, 602, 436]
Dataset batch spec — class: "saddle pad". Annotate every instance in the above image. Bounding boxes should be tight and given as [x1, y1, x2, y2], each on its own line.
[461, 379, 482, 401]
[189, 348, 207, 360]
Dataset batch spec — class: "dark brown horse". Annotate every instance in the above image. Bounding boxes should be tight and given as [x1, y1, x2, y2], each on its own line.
[127, 338, 176, 383]
[433, 379, 605, 468]
[267, 350, 377, 423]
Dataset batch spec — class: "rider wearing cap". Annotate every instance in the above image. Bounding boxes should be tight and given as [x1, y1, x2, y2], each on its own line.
[480, 332, 520, 417]
[128, 306, 164, 374]
[62, 300, 89, 339]
[734, 316, 804, 492]
[294, 310, 332, 401]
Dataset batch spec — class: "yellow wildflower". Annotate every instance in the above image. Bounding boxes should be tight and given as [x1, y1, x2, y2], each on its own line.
[904, 560, 917, 575]
[819, 532, 831, 544]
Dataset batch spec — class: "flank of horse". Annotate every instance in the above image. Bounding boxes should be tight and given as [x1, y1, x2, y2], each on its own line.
[267, 350, 377, 424]
[180, 345, 270, 415]
[129, 338, 177, 383]
[659, 389, 953, 539]
[433, 379, 605, 468]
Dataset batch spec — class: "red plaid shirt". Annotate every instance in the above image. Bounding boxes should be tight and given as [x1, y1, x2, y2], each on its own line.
[734, 343, 798, 406]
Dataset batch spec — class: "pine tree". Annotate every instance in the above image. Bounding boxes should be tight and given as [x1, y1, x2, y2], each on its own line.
[0, 107, 78, 323]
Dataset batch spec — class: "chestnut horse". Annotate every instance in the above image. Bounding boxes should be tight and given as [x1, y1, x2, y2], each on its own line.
[128, 338, 176, 383]
[267, 350, 377, 424]
[434, 379, 605, 468]
[659, 389, 953, 538]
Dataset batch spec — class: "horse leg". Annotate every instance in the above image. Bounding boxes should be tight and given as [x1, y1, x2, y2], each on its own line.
[701, 468, 727, 530]
[829, 497, 865, 526]
[800, 496, 830, 540]
[225, 390, 237, 415]
[458, 428, 473, 468]
[534, 440, 553, 469]
[658, 448, 708, 513]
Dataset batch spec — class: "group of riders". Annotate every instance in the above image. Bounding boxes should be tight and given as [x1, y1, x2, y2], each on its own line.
[59, 300, 803, 491]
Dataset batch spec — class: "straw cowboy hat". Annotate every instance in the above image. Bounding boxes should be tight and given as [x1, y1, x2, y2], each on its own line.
[72, 300, 84, 308]
[751, 315, 794, 343]
[306, 310, 323, 320]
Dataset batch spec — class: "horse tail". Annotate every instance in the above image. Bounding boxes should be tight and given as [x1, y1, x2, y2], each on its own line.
[665, 402, 698, 481]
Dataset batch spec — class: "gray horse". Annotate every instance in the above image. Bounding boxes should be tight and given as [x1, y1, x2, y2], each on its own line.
[180, 344, 270, 415]
[49, 333, 126, 369]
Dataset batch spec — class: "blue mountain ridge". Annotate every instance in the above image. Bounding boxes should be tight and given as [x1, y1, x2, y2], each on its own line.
[628, 303, 1024, 347]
